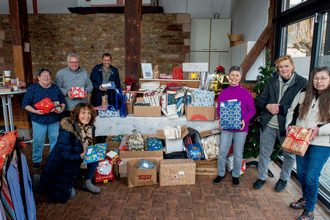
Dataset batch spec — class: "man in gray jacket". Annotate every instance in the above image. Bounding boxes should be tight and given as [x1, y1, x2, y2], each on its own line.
[55, 53, 93, 115]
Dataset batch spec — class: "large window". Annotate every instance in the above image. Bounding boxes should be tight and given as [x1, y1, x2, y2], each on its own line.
[275, 0, 330, 209]
[282, 0, 307, 11]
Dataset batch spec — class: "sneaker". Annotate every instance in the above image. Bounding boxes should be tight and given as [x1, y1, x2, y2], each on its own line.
[290, 198, 306, 210]
[275, 179, 287, 192]
[298, 209, 314, 220]
[232, 177, 239, 187]
[33, 163, 41, 170]
[213, 175, 224, 185]
[253, 179, 266, 190]
[82, 179, 101, 194]
[32, 174, 41, 192]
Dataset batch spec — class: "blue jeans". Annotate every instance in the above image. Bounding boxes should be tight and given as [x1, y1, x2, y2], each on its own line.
[217, 130, 247, 178]
[86, 162, 99, 180]
[258, 125, 295, 181]
[296, 144, 330, 211]
[32, 121, 60, 163]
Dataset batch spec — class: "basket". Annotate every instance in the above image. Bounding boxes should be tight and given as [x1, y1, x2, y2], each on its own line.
[228, 34, 243, 42]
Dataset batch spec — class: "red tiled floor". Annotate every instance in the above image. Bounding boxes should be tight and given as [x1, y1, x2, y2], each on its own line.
[22, 145, 330, 220]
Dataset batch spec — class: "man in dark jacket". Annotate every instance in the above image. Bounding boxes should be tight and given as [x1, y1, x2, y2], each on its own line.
[90, 53, 121, 107]
[253, 55, 308, 192]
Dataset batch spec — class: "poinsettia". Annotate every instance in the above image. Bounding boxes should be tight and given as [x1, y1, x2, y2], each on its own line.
[216, 66, 226, 74]
[124, 77, 135, 86]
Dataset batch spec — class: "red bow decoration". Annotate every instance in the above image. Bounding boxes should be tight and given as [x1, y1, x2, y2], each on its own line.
[34, 97, 55, 113]
[286, 128, 310, 153]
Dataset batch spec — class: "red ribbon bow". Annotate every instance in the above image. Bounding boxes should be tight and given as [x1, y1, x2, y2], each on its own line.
[287, 127, 310, 153]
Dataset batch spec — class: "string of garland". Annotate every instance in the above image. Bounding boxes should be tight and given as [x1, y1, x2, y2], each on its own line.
[243, 49, 282, 160]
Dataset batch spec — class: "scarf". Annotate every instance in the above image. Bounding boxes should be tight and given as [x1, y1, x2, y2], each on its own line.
[76, 123, 93, 153]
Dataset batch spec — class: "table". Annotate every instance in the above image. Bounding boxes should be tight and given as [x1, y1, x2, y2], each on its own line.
[0, 89, 26, 132]
[95, 114, 219, 136]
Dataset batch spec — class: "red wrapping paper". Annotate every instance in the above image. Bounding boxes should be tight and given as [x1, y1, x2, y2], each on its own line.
[34, 97, 56, 113]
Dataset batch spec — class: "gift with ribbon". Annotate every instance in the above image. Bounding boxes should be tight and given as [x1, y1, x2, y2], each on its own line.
[34, 97, 56, 113]
[282, 125, 312, 156]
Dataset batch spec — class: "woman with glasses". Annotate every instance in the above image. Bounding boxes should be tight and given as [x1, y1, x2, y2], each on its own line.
[286, 67, 330, 220]
[22, 68, 65, 170]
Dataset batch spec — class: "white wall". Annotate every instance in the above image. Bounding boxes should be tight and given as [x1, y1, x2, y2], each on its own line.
[160, 0, 231, 18]
[0, 0, 78, 14]
[0, 0, 230, 17]
[230, 0, 269, 41]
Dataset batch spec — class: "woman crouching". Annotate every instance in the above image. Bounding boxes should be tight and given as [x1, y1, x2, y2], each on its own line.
[37, 103, 100, 203]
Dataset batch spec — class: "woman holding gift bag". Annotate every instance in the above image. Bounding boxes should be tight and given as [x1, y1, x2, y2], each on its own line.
[286, 67, 330, 220]
[35, 103, 101, 204]
[214, 66, 256, 186]
[22, 68, 66, 170]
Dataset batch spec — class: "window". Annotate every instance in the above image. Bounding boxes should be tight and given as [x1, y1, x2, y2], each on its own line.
[282, 0, 307, 11]
[275, 0, 330, 209]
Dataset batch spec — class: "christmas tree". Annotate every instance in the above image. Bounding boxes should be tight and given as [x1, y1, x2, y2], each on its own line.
[243, 49, 281, 160]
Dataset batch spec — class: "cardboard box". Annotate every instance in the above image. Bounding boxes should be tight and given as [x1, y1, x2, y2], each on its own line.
[119, 150, 163, 174]
[126, 103, 133, 114]
[156, 125, 189, 140]
[199, 128, 221, 138]
[133, 97, 161, 117]
[127, 159, 157, 187]
[106, 136, 121, 151]
[282, 125, 312, 156]
[185, 105, 215, 121]
[159, 159, 196, 186]
[195, 159, 217, 175]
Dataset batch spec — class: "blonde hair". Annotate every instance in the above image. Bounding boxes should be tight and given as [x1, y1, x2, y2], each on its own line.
[275, 55, 295, 73]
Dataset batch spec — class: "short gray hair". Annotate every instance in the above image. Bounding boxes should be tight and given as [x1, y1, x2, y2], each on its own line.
[67, 53, 79, 62]
[229, 66, 242, 77]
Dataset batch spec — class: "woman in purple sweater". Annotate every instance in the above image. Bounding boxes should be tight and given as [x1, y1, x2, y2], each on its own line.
[214, 66, 256, 186]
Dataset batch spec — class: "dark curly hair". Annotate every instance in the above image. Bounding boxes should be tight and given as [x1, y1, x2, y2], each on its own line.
[69, 103, 97, 127]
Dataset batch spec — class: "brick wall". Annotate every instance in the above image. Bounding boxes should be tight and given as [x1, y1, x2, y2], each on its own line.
[0, 13, 190, 87]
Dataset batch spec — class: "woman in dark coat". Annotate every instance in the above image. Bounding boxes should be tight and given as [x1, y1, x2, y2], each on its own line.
[37, 103, 101, 203]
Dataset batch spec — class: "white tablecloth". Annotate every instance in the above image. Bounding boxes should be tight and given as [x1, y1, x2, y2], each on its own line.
[95, 114, 219, 136]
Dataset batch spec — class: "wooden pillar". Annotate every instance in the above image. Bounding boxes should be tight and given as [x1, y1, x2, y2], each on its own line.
[8, 0, 33, 86]
[33, 0, 38, 14]
[125, 0, 142, 91]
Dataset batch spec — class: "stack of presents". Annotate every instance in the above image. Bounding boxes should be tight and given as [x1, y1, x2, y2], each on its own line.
[96, 64, 219, 121]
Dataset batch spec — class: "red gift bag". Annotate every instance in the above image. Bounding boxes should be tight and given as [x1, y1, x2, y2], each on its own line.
[172, 67, 183, 80]
[34, 97, 55, 113]
[94, 157, 115, 183]
[71, 87, 86, 99]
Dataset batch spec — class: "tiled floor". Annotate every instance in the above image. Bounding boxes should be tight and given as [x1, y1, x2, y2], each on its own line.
[23, 145, 330, 220]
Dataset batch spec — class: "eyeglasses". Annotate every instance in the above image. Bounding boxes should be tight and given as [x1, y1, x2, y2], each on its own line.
[313, 77, 329, 82]
[69, 61, 79, 64]
[40, 75, 51, 77]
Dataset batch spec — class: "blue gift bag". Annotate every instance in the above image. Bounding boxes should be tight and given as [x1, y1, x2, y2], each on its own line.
[220, 100, 242, 130]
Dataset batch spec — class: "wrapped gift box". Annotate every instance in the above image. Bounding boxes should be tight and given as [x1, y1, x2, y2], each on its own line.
[83, 143, 107, 164]
[34, 97, 56, 113]
[146, 137, 163, 151]
[71, 87, 86, 99]
[159, 159, 196, 186]
[220, 100, 241, 130]
[192, 89, 215, 107]
[282, 125, 312, 156]
[98, 109, 120, 117]
[101, 81, 115, 89]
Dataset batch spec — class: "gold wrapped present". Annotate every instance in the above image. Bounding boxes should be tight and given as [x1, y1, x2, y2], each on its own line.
[282, 125, 312, 156]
